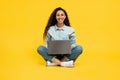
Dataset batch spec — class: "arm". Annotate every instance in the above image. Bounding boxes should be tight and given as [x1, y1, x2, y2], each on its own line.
[45, 33, 51, 48]
[69, 31, 77, 49]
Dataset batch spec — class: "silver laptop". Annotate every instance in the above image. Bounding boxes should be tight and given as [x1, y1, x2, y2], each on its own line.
[48, 40, 71, 55]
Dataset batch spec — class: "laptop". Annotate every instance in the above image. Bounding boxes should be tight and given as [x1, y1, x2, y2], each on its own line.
[48, 40, 71, 55]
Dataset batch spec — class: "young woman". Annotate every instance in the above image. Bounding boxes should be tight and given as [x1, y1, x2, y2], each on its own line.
[37, 7, 83, 67]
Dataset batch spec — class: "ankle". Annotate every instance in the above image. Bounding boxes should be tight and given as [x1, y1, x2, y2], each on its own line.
[61, 57, 70, 62]
[53, 57, 61, 65]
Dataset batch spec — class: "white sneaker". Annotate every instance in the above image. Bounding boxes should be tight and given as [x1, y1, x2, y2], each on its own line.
[46, 61, 57, 66]
[60, 60, 74, 67]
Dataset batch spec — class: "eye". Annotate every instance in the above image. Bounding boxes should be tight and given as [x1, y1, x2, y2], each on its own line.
[61, 14, 64, 16]
[56, 14, 60, 16]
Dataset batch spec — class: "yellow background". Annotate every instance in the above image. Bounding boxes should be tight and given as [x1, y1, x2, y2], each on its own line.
[0, 0, 120, 80]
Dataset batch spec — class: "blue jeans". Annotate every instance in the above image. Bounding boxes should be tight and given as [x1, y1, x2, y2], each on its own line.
[37, 45, 83, 62]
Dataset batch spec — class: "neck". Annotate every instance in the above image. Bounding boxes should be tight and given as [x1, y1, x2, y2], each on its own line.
[57, 23, 64, 28]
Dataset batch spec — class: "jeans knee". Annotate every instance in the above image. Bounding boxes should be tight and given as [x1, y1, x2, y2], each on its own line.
[37, 46, 44, 53]
[75, 45, 83, 54]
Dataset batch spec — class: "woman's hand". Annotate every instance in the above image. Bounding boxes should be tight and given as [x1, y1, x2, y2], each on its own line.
[71, 45, 73, 50]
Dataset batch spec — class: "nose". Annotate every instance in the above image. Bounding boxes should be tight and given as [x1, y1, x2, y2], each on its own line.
[58, 15, 62, 18]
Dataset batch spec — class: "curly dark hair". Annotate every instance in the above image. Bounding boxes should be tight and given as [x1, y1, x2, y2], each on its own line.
[43, 7, 71, 39]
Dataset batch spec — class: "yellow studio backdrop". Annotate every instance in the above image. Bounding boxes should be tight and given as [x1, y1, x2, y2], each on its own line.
[0, 0, 120, 80]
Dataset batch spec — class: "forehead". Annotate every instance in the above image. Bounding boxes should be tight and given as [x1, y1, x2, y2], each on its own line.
[56, 10, 65, 14]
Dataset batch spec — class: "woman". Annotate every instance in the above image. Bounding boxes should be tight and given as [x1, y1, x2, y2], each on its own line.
[37, 7, 83, 67]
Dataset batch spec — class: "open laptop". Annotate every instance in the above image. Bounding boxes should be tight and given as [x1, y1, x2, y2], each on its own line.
[48, 40, 71, 55]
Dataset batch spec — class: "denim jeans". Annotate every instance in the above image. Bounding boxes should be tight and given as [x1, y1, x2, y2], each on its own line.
[37, 45, 83, 62]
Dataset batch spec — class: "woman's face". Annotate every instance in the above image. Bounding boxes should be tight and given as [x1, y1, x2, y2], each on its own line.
[56, 10, 66, 24]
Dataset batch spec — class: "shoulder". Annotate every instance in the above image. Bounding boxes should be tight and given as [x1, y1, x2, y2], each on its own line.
[48, 25, 55, 33]
[64, 25, 75, 32]
[49, 26, 55, 30]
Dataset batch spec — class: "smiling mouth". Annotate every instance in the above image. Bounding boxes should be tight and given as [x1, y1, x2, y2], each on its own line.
[59, 19, 63, 21]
